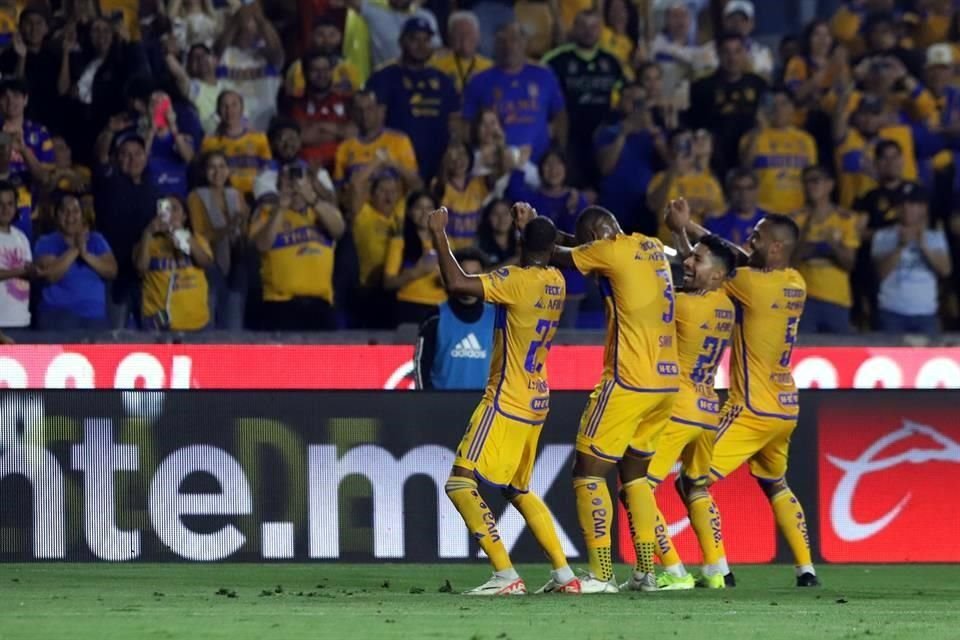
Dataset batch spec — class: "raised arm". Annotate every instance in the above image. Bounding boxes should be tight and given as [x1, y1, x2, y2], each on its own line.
[665, 197, 749, 264]
[427, 206, 484, 298]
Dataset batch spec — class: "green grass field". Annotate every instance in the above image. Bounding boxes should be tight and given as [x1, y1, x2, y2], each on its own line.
[2, 564, 957, 640]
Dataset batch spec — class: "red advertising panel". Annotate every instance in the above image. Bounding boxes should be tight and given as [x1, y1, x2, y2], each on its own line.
[819, 398, 960, 562]
[616, 467, 777, 564]
[1, 345, 959, 390]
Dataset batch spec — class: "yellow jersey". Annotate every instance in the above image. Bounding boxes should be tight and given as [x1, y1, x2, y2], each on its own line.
[600, 27, 634, 70]
[648, 171, 725, 241]
[284, 58, 362, 97]
[676, 289, 735, 398]
[743, 127, 817, 215]
[438, 176, 489, 249]
[572, 234, 680, 391]
[333, 129, 419, 184]
[140, 234, 211, 331]
[251, 205, 335, 302]
[429, 51, 493, 93]
[383, 236, 446, 306]
[835, 125, 917, 208]
[353, 200, 404, 287]
[200, 130, 272, 196]
[98, 0, 140, 40]
[791, 208, 860, 308]
[724, 267, 806, 419]
[478, 264, 566, 424]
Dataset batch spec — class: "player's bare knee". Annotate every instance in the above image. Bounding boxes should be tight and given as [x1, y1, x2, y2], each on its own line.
[572, 451, 613, 478]
[449, 465, 474, 480]
[618, 451, 650, 484]
[758, 477, 788, 499]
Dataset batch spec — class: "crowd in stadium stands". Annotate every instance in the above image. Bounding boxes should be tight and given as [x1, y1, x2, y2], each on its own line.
[0, 0, 957, 337]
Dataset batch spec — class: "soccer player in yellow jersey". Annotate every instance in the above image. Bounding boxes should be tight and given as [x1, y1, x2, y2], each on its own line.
[641, 235, 738, 591]
[666, 197, 820, 588]
[428, 204, 581, 596]
[524, 205, 679, 593]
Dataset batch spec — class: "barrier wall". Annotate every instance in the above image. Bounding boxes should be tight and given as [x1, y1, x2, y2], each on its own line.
[1, 390, 956, 563]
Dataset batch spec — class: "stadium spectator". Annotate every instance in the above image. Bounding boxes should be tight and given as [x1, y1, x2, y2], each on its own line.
[703, 1, 773, 82]
[214, 2, 284, 132]
[686, 32, 767, 178]
[351, 169, 403, 327]
[343, 0, 441, 71]
[470, 107, 539, 192]
[544, 9, 624, 186]
[432, 140, 488, 249]
[384, 189, 445, 326]
[414, 246, 493, 390]
[739, 87, 817, 215]
[0, 6, 60, 130]
[284, 50, 354, 172]
[0, 77, 53, 189]
[34, 191, 117, 330]
[475, 197, 516, 266]
[285, 16, 361, 99]
[50, 135, 92, 195]
[635, 62, 681, 132]
[858, 11, 924, 79]
[649, 1, 712, 95]
[165, 43, 226, 136]
[367, 16, 459, 182]
[0, 132, 32, 241]
[461, 22, 566, 165]
[455, 0, 513, 59]
[600, 0, 637, 71]
[793, 166, 859, 334]
[0, 179, 33, 329]
[704, 167, 766, 248]
[783, 19, 840, 114]
[647, 128, 725, 240]
[334, 90, 421, 195]
[854, 140, 911, 234]
[594, 81, 662, 235]
[95, 132, 160, 328]
[253, 118, 337, 207]
[135, 194, 214, 331]
[249, 166, 345, 331]
[429, 11, 492, 93]
[201, 90, 272, 198]
[168, 0, 220, 50]
[872, 183, 952, 335]
[187, 151, 250, 330]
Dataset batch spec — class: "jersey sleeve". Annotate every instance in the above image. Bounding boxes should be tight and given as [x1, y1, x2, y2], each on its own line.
[89, 232, 112, 256]
[544, 68, 565, 117]
[478, 265, 525, 305]
[33, 233, 56, 258]
[383, 236, 403, 278]
[841, 216, 861, 250]
[395, 134, 419, 174]
[571, 238, 616, 276]
[723, 267, 757, 305]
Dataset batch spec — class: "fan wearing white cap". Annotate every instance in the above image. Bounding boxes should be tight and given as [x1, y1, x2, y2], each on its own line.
[703, 0, 773, 82]
[924, 43, 960, 132]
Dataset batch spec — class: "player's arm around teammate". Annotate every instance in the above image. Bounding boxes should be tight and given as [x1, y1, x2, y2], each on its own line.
[427, 206, 582, 596]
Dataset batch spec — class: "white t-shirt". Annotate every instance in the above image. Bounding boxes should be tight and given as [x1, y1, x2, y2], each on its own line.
[0, 226, 31, 327]
[217, 46, 282, 132]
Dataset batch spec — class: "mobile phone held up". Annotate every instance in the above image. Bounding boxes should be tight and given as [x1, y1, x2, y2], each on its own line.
[152, 94, 174, 131]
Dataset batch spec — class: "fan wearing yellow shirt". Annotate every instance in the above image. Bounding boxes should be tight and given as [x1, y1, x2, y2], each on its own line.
[429, 11, 493, 93]
[200, 91, 272, 197]
[428, 205, 580, 596]
[283, 16, 362, 98]
[648, 129, 725, 242]
[638, 234, 737, 591]
[134, 196, 214, 331]
[666, 197, 821, 588]
[384, 190, 446, 325]
[527, 204, 679, 593]
[600, 0, 637, 70]
[740, 89, 817, 215]
[249, 166, 346, 331]
[792, 166, 859, 334]
[432, 141, 489, 248]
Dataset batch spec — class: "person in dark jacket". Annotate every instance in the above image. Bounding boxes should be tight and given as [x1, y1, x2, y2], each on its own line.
[414, 247, 493, 389]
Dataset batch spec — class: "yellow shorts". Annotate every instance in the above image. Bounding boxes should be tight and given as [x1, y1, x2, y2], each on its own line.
[453, 401, 542, 492]
[576, 378, 675, 462]
[646, 420, 716, 489]
[703, 403, 798, 482]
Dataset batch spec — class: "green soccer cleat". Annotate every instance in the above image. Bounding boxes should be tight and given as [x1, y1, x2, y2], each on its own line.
[694, 573, 726, 589]
[656, 573, 695, 591]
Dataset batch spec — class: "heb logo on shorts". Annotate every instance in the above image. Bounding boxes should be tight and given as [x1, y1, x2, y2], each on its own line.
[818, 402, 960, 562]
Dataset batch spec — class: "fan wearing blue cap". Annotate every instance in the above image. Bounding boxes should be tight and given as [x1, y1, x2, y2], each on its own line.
[366, 16, 459, 182]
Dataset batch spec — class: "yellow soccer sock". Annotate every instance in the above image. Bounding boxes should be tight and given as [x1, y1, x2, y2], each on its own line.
[573, 476, 614, 581]
[622, 478, 657, 575]
[770, 488, 813, 568]
[688, 492, 727, 566]
[510, 491, 568, 571]
[653, 506, 683, 571]
[445, 477, 512, 572]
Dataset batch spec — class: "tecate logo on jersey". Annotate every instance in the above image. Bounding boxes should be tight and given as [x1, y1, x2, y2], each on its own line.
[818, 399, 960, 562]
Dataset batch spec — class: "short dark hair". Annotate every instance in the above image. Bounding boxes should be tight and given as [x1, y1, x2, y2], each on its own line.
[454, 246, 491, 271]
[523, 216, 557, 254]
[726, 167, 757, 189]
[267, 116, 300, 140]
[0, 179, 17, 202]
[699, 234, 738, 278]
[301, 48, 335, 72]
[763, 213, 801, 245]
[717, 31, 745, 48]
[575, 205, 616, 243]
[874, 139, 902, 158]
[802, 165, 833, 180]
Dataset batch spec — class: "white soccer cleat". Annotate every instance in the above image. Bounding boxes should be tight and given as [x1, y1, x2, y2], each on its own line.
[462, 574, 527, 596]
[535, 576, 582, 594]
[576, 571, 620, 594]
[620, 572, 659, 592]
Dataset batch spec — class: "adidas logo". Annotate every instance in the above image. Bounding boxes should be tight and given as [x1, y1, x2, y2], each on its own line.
[451, 333, 488, 359]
